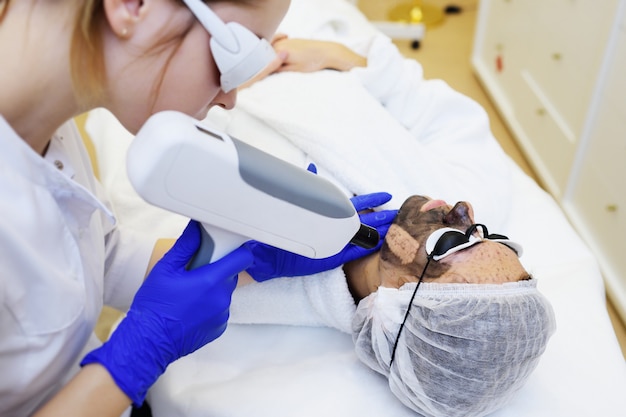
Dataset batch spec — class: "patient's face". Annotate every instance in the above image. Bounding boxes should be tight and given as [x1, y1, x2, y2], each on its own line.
[378, 195, 526, 287]
[380, 196, 473, 280]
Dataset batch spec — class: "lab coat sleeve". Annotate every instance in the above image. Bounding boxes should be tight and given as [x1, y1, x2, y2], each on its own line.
[98, 180, 155, 312]
[229, 268, 357, 334]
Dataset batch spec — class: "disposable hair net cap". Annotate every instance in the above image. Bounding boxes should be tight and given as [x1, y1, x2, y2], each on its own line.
[352, 279, 556, 417]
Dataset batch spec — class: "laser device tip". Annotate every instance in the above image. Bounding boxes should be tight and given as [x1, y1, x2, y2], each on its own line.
[350, 223, 380, 249]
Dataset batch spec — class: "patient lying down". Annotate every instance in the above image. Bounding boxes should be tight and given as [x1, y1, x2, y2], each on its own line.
[235, 194, 555, 416]
[343, 195, 556, 417]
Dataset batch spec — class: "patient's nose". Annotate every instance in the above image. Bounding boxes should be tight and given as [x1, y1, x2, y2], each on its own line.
[213, 88, 237, 110]
[444, 201, 474, 226]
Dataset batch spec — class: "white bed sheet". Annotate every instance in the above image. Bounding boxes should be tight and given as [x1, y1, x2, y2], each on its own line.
[137, 164, 626, 417]
[87, 0, 626, 416]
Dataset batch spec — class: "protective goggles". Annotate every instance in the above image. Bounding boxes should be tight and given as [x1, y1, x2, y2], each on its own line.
[182, 0, 276, 92]
[425, 223, 523, 261]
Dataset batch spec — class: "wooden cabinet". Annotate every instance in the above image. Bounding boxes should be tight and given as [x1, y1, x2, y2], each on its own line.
[472, 0, 626, 319]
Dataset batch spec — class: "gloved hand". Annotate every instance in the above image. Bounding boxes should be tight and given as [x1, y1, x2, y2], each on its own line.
[245, 191, 397, 282]
[81, 221, 253, 406]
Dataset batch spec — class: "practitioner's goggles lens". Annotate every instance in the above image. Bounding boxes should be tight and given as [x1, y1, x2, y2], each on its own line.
[182, 0, 276, 92]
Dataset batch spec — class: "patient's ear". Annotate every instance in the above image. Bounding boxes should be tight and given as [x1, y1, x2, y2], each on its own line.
[103, 0, 146, 38]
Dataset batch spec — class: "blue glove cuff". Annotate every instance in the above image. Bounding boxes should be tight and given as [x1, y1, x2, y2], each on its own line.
[81, 310, 173, 406]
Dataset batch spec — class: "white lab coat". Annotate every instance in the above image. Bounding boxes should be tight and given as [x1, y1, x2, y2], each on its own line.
[0, 116, 154, 416]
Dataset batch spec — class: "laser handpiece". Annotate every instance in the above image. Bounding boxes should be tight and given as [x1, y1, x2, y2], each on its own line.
[126, 111, 379, 268]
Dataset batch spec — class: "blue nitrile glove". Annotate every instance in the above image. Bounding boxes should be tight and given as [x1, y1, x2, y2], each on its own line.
[244, 191, 398, 282]
[81, 221, 253, 406]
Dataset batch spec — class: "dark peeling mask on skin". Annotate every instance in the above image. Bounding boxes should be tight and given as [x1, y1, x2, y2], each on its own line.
[379, 195, 528, 286]
[380, 195, 475, 280]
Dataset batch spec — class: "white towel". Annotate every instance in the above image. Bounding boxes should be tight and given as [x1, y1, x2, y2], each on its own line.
[231, 269, 357, 334]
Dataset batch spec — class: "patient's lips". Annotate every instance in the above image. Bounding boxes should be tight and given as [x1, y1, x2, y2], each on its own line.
[414, 198, 474, 226]
[420, 199, 448, 212]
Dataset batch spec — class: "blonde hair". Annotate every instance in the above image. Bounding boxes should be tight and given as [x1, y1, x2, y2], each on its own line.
[1, 0, 257, 108]
[71, 0, 106, 108]
[72, 0, 258, 108]
[0, 0, 103, 106]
